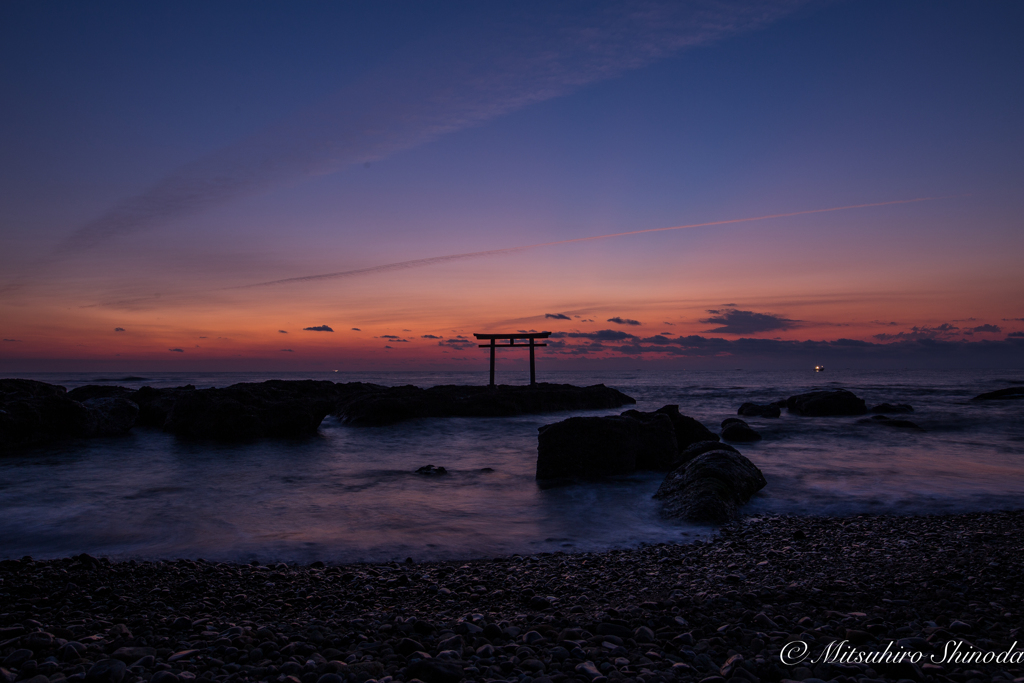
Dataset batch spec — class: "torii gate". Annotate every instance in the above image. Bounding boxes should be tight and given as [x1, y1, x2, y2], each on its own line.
[474, 332, 551, 386]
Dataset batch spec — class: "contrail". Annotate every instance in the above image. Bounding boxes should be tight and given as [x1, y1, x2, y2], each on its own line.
[230, 197, 938, 290]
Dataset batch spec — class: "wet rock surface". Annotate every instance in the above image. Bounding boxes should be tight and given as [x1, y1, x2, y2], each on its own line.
[719, 421, 761, 444]
[785, 391, 867, 417]
[654, 449, 767, 523]
[2, 511, 1021, 683]
[335, 384, 635, 427]
[536, 416, 647, 480]
[536, 407, 718, 479]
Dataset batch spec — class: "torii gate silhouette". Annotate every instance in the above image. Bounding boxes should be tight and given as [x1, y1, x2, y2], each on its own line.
[474, 332, 551, 386]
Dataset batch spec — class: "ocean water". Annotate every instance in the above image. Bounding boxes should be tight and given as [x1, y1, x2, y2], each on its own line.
[1, 369, 1022, 563]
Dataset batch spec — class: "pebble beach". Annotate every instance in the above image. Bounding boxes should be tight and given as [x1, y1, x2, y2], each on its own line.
[3, 511, 1021, 683]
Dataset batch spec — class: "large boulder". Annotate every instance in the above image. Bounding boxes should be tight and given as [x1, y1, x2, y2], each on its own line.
[654, 449, 767, 523]
[786, 389, 866, 416]
[336, 383, 635, 426]
[164, 380, 341, 440]
[720, 418, 762, 442]
[737, 402, 781, 418]
[536, 414, 676, 479]
[622, 405, 717, 451]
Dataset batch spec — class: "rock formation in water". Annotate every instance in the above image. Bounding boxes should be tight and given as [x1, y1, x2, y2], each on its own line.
[0, 379, 138, 453]
[654, 447, 767, 523]
[535, 404, 724, 480]
[785, 388, 867, 416]
[2, 379, 636, 448]
[971, 386, 1024, 401]
[720, 417, 762, 442]
[737, 401, 781, 418]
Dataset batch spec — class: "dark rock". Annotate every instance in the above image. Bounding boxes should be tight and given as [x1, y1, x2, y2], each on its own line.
[737, 402, 781, 418]
[617, 411, 679, 470]
[868, 402, 914, 413]
[164, 380, 342, 440]
[2, 650, 32, 668]
[786, 389, 866, 416]
[82, 398, 139, 436]
[148, 673, 178, 683]
[23, 631, 54, 651]
[536, 416, 639, 479]
[649, 405, 718, 451]
[396, 638, 426, 656]
[971, 386, 1024, 400]
[672, 440, 738, 469]
[128, 385, 197, 428]
[85, 659, 126, 683]
[856, 415, 924, 430]
[316, 675, 343, 683]
[415, 465, 448, 475]
[721, 420, 762, 443]
[66, 385, 136, 403]
[654, 450, 767, 523]
[405, 658, 465, 683]
[0, 379, 95, 452]
[111, 647, 155, 662]
[595, 623, 632, 638]
[336, 383, 634, 426]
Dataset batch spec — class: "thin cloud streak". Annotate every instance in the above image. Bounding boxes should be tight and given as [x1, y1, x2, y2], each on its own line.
[49, 1, 808, 259]
[232, 197, 939, 290]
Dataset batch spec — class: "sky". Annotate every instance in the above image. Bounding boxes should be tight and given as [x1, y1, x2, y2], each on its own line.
[1, 0, 1023, 372]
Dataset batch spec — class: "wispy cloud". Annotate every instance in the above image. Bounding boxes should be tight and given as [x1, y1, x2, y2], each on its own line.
[303, 325, 334, 332]
[36, 2, 809, 266]
[607, 316, 641, 326]
[545, 313, 571, 320]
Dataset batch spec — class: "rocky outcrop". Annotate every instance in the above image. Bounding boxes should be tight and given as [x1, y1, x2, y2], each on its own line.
[654, 448, 767, 523]
[536, 415, 674, 479]
[336, 383, 635, 426]
[868, 402, 914, 413]
[535, 405, 722, 479]
[622, 405, 718, 452]
[970, 387, 1024, 401]
[737, 402, 781, 418]
[786, 389, 866, 416]
[856, 414, 924, 431]
[1, 379, 138, 453]
[163, 380, 345, 440]
[82, 397, 139, 436]
[720, 418, 762, 442]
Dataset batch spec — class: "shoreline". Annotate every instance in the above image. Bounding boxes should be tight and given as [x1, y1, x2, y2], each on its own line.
[2, 510, 1021, 683]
